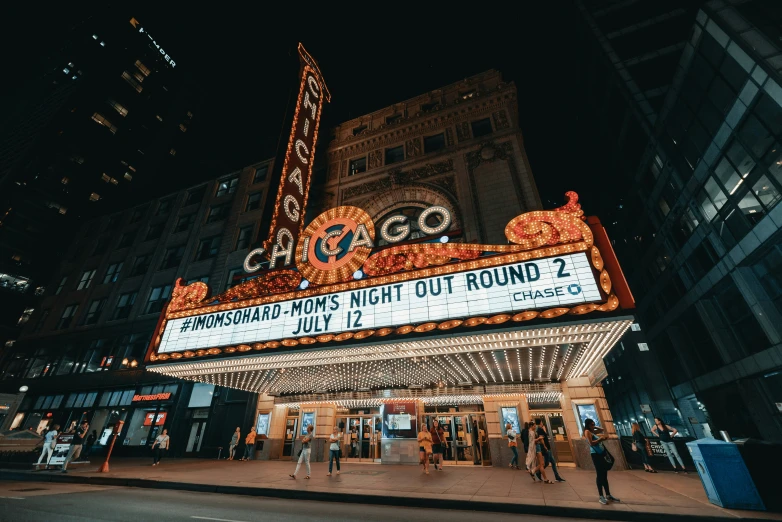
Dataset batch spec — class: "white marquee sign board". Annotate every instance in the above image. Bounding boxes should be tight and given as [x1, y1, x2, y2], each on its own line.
[157, 252, 602, 353]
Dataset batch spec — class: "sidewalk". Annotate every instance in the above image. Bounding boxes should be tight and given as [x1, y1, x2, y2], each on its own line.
[2, 458, 778, 521]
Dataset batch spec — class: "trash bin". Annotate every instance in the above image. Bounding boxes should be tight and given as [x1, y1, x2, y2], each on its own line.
[686, 438, 765, 511]
[732, 438, 782, 512]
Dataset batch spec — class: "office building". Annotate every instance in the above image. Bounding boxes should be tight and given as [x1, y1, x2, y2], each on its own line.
[578, 1, 782, 442]
[0, 159, 273, 457]
[0, 12, 200, 354]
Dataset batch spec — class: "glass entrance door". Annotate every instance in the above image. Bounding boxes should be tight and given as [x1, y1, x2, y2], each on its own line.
[338, 415, 381, 463]
[536, 411, 572, 463]
[282, 417, 298, 457]
[424, 414, 487, 466]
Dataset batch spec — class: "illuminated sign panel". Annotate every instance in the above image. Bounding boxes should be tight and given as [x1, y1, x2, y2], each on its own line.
[263, 44, 330, 268]
[157, 252, 600, 354]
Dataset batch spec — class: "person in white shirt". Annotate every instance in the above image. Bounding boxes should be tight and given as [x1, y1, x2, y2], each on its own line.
[327, 426, 341, 476]
[36, 424, 60, 467]
[151, 428, 170, 466]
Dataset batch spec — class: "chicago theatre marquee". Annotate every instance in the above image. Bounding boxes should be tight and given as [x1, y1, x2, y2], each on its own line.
[144, 63, 636, 469]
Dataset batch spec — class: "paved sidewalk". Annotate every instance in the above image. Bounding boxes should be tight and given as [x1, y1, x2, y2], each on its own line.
[3, 458, 778, 521]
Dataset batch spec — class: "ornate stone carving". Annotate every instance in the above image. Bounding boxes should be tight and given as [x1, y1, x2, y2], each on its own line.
[427, 176, 457, 198]
[405, 137, 422, 159]
[342, 159, 454, 200]
[340, 160, 347, 179]
[456, 122, 471, 142]
[368, 149, 382, 170]
[445, 128, 454, 147]
[493, 110, 510, 130]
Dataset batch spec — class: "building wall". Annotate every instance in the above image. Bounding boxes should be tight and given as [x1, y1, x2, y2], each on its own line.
[594, 3, 782, 442]
[320, 70, 542, 242]
[0, 159, 274, 457]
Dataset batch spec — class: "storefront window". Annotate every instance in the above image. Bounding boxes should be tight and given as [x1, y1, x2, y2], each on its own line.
[123, 407, 167, 446]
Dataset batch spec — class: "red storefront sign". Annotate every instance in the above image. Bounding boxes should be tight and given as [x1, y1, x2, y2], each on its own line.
[132, 392, 171, 402]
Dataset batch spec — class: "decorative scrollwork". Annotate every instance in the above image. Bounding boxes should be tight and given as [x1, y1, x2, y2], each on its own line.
[211, 270, 302, 303]
[168, 278, 210, 313]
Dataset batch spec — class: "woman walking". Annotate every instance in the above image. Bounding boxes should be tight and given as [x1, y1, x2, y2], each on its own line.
[529, 422, 553, 483]
[228, 427, 240, 460]
[290, 424, 314, 479]
[506, 422, 520, 469]
[151, 428, 170, 466]
[36, 424, 60, 467]
[584, 419, 620, 504]
[417, 422, 433, 474]
[430, 418, 445, 471]
[327, 426, 341, 476]
[651, 417, 687, 473]
[631, 422, 656, 473]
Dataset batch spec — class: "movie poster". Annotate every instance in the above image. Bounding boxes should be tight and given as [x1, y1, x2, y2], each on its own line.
[48, 433, 73, 466]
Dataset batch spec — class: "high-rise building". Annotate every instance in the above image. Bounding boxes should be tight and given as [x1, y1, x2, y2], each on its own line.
[577, 1, 782, 442]
[0, 159, 273, 455]
[0, 12, 201, 354]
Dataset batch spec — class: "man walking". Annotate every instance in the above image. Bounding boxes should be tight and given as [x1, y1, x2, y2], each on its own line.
[535, 418, 565, 482]
[62, 420, 89, 473]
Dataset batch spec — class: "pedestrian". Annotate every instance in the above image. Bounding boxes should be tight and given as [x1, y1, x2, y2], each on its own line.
[290, 424, 314, 479]
[535, 418, 565, 482]
[631, 422, 656, 473]
[350, 426, 358, 457]
[241, 426, 256, 461]
[327, 426, 341, 476]
[62, 420, 89, 473]
[151, 428, 170, 466]
[36, 424, 60, 467]
[584, 418, 620, 505]
[506, 422, 520, 469]
[525, 422, 540, 480]
[520, 421, 530, 456]
[528, 422, 553, 483]
[85, 430, 97, 456]
[430, 418, 445, 471]
[417, 421, 433, 474]
[651, 417, 687, 473]
[228, 426, 240, 460]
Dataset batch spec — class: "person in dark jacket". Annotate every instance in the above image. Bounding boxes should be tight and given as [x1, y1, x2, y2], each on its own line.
[631, 422, 656, 473]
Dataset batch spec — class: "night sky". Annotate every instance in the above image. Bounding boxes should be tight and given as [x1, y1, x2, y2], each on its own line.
[4, 4, 594, 211]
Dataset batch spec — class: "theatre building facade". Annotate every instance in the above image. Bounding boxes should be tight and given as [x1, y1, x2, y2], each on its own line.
[146, 70, 638, 469]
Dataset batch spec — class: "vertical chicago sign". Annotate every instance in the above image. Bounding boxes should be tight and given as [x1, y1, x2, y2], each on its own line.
[262, 44, 331, 269]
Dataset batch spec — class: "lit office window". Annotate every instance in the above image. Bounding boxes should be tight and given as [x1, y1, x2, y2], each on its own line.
[107, 98, 128, 117]
[91, 112, 117, 134]
[134, 60, 150, 76]
[121, 71, 143, 93]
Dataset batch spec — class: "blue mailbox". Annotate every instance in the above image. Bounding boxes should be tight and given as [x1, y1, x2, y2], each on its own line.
[686, 438, 765, 511]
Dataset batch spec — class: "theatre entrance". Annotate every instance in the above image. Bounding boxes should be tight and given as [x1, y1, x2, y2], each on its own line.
[423, 412, 491, 466]
[336, 412, 382, 463]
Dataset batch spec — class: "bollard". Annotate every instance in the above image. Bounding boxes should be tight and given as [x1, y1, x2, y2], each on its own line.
[98, 420, 124, 473]
[217, 446, 222, 460]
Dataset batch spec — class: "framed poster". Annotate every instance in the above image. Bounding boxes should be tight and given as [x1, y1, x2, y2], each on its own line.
[573, 403, 601, 436]
[256, 412, 271, 436]
[499, 407, 520, 435]
[381, 401, 416, 439]
[300, 412, 315, 436]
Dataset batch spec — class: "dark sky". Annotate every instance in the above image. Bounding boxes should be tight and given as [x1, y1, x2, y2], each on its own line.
[4, 4, 590, 210]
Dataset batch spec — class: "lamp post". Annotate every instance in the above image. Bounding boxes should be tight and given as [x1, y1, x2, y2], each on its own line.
[98, 420, 124, 473]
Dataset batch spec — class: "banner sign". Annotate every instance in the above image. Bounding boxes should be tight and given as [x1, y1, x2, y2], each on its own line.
[264, 44, 330, 268]
[49, 433, 74, 466]
[158, 252, 601, 353]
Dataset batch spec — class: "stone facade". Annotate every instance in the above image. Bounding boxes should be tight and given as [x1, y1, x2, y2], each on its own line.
[321, 70, 542, 243]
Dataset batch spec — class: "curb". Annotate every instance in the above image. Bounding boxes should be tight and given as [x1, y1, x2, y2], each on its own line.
[0, 470, 770, 522]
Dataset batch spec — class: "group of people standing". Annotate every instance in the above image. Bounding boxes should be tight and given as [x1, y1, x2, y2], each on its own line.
[506, 418, 565, 484]
[226, 426, 257, 461]
[416, 418, 447, 474]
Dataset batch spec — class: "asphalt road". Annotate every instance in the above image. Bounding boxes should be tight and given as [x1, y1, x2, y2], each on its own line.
[0, 481, 596, 522]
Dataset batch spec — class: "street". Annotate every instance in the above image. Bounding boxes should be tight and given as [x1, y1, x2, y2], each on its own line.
[0, 481, 596, 522]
